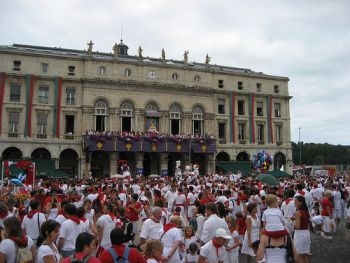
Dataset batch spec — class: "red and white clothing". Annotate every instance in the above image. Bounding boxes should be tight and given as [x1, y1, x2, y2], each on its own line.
[187, 192, 198, 218]
[140, 218, 163, 241]
[96, 214, 119, 249]
[173, 192, 186, 217]
[21, 211, 47, 240]
[200, 239, 227, 263]
[59, 218, 85, 252]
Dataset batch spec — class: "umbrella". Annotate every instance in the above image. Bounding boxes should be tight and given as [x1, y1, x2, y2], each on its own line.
[268, 170, 293, 178]
[111, 174, 124, 179]
[149, 174, 160, 178]
[257, 174, 279, 186]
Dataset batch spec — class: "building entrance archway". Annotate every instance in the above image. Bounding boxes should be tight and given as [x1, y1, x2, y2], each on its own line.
[90, 151, 109, 178]
[236, 151, 250, 161]
[59, 149, 79, 177]
[143, 153, 159, 176]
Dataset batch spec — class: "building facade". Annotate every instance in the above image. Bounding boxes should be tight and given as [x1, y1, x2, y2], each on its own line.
[0, 41, 292, 178]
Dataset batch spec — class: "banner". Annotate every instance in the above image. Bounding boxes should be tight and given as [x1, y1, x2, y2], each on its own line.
[2, 161, 35, 187]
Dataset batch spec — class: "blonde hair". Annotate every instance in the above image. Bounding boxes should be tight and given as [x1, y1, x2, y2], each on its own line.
[143, 240, 163, 258]
[225, 215, 237, 228]
[170, 216, 182, 227]
[266, 194, 278, 207]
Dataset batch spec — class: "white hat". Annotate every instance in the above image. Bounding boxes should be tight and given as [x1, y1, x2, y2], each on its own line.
[140, 196, 148, 201]
[215, 228, 232, 239]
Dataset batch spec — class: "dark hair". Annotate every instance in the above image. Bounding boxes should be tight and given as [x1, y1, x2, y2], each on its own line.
[206, 203, 218, 214]
[131, 193, 139, 201]
[29, 199, 40, 210]
[75, 232, 95, 252]
[65, 204, 77, 216]
[117, 206, 126, 216]
[187, 242, 199, 254]
[217, 202, 227, 218]
[247, 203, 257, 214]
[3, 216, 22, 238]
[295, 195, 308, 212]
[110, 228, 125, 245]
[288, 189, 295, 198]
[36, 220, 61, 247]
[197, 204, 206, 216]
[77, 207, 85, 219]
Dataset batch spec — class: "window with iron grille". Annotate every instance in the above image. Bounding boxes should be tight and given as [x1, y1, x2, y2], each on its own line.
[218, 99, 225, 114]
[257, 102, 263, 116]
[274, 103, 281, 117]
[238, 100, 245, 115]
[238, 123, 246, 141]
[37, 112, 48, 134]
[66, 88, 75, 105]
[38, 85, 49, 104]
[9, 112, 19, 133]
[10, 83, 21, 102]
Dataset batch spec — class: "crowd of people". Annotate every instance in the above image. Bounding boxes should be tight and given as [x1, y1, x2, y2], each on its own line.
[85, 129, 215, 141]
[0, 169, 349, 263]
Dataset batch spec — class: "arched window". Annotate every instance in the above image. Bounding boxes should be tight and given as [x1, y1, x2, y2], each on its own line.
[169, 104, 182, 135]
[120, 101, 134, 132]
[94, 100, 108, 131]
[125, 68, 131, 76]
[145, 102, 160, 131]
[194, 75, 200, 82]
[192, 106, 204, 135]
[172, 73, 178, 81]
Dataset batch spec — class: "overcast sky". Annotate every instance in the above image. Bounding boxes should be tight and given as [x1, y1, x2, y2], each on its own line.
[1, 0, 349, 145]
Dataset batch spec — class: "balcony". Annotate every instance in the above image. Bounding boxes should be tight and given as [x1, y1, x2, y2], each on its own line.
[38, 96, 48, 104]
[8, 132, 18, 138]
[37, 134, 47, 139]
[258, 140, 265, 145]
[239, 140, 246, 144]
[276, 141, 282, 146]
[64, 134, 75, 140]
[219, 139, 226, 144]
[66, 98, 75, 105]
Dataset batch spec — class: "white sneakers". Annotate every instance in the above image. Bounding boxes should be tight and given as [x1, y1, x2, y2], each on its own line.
[321, 232, 333, 239]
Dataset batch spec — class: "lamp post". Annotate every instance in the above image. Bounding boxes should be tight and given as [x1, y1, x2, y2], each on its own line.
[299, 127, 302, 173]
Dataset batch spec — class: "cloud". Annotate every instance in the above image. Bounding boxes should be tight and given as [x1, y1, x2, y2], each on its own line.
[0, 0, 349, 144]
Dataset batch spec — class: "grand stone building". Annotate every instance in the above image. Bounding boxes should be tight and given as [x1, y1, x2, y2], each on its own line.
[0, 41, 293, 178]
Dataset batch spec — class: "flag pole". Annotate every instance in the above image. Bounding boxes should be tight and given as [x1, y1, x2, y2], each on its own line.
[1, 161, 3, 195]
[32, 162, 35, 190]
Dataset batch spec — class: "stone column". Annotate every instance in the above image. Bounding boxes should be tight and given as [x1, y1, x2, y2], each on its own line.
[160, 153, 168, 176]
[135, 152, 144, 176]
[109, 152, 118, 176]
[206, 153, 215, 175]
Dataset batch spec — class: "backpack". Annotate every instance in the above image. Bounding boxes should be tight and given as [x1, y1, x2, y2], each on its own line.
[121, 217, 134, 242]
[16, 246, 33, 263]
[189, 216, 198, 232]
[69, 254, 92, 263]
[108, 246, 130, 263]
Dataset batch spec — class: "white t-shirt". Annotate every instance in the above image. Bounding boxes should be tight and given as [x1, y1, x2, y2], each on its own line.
[0, 212, 13, 228]
[55, 214, 67, 225]
[200, 240, 227, 263]
[262, 208, 285, 232]
[59, 219, 85, 251]
[87, 193, 98, 202]
[200, 214, 229, 244]
[96, 214, 118, 249]
[37, 244, 60, 263]
[140, 218, 163, 241]
[0, 237, 33, 263]
[146, 259, 158, 263]
[161, 227, 182, 261]
[21, 212, 47, 240]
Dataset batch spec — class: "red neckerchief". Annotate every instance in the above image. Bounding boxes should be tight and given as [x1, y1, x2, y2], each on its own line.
[0, 211, 8, 219]
[212, 239, 222, 257]
[10, 234, 28, 248]
[26, 210, 40, 219]
[67, 215, 81, 224]
[80, 217, 87, 222]
[236, 199, 241, 206]
[298, 190, 305, 196]
[285, 198, 293, 205]
[163, 222, 177, 233]
[191, 192, 195, 195]
[108, 212, 116, 221]
[230, 227, 236, 234]
[151, 217, 160, 223]
[57, 210, 68, 219]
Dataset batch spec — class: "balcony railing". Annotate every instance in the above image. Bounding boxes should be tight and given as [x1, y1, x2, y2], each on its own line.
[38, 96, 48, 104]
[276, 141, 282, 146]
[219, 139, 226, 144]
[239, 140, 246, 144]
[64, 134, 75, 140]
[258, 140, 265, 145]
[66, 98, 75, 105]
[37, 134, 47, 139]
[8, 132, 18, 138]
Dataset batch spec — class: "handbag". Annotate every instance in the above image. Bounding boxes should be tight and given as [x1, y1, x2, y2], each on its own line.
[286, 235, 295, 263]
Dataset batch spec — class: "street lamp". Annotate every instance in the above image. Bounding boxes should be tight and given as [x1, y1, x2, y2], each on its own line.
[299, 127, 302, 172]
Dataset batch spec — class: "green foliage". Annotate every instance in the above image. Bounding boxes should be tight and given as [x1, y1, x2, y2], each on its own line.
[292, 142, 350, 165]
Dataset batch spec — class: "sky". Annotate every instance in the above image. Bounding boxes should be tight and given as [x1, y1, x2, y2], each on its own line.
[0, 0, 349, 145]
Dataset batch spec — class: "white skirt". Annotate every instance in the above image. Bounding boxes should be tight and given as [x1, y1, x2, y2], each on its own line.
[293, 229, 310, 255]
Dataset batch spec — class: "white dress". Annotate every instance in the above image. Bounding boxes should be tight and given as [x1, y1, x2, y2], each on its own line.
[241, 215, 260, 257]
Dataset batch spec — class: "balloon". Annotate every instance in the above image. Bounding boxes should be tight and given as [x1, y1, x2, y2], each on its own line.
[251, 150, 273, 172]
[11, 179, 23, 186]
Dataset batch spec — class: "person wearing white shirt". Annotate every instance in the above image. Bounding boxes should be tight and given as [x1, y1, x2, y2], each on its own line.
[21, 199, 47, 242]
[140, 207, 164, 245]
[164, 185, 177, 212]
[187, 186, 198, 219]
[161, 216, 182, 263]
[57, 204, 85, 257]
[0, 201, 12, 228]
[96, 204, 118, 249]
[199, 228, 231, 263]
[0, 216, 34, 263]
[173, 189, 186, 217]
[200, 203, 230, 245]
[36, 220, 61, 263]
